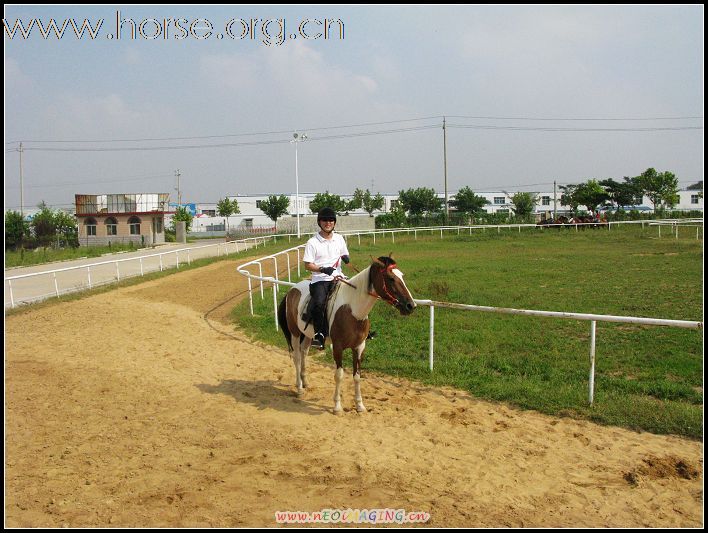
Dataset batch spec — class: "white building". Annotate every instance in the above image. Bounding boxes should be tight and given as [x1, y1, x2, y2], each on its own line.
[179, 188, 702, 233]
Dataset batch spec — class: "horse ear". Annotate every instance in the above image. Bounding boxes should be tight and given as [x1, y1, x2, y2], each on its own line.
[388, 252, 394, 260]
[370, 255, 385, 267]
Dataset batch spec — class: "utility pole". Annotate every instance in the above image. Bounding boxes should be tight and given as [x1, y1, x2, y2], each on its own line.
[175, 169, 181, 206]
[553, 180, 557, 220]
[443, 117, 449, 220]
[19, 142, 25, 217]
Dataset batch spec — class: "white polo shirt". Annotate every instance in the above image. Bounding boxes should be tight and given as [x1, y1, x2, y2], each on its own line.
[302, 231, 349, 283]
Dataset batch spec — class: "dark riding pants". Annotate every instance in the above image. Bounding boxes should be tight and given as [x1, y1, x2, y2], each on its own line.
[309, 280, 334, 337]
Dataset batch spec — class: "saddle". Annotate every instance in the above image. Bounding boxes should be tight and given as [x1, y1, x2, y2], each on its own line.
[301, 281, 339, 326]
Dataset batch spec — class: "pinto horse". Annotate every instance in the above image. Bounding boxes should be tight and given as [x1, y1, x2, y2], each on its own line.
[278, 256, 416, 414]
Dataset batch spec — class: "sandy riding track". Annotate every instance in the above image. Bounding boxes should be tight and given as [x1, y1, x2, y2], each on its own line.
[5, 258, 703, 527]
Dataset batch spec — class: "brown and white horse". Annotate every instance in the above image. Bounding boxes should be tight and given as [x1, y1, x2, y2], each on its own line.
[278, 256, 417, 414]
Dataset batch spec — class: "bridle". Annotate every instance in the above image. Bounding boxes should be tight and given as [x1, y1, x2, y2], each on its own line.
[333, 263, 402, 309]
[370, 263, 402, 308]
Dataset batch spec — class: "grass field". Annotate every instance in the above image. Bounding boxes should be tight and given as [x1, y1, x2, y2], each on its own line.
[234, 225, 703, 438]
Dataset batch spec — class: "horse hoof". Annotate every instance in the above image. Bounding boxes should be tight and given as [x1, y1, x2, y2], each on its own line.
[296, 388, 305, 397]
[356, 405, 367, 413]
[333, 406, 343, 415]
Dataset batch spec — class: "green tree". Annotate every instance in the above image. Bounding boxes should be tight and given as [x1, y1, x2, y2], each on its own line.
[599, 177, 643, 208]
[397, 187, 443, 216]
[309, 191, 347, 214]
[353, 188, 385, 217]
[635, 168, 679, 212]
[171, 206, 194, 233]
[449, 186, 489, 221]
[31, 201, 57, 246]
[259, 195, 290, 230]
[559, 184, 581, 214]
[5, 210, 29, 250]
[217, 197, 241, 233]
[573, 180, 610, 212]
[54, 210, 78, 248]
[506, 191, 538, 221]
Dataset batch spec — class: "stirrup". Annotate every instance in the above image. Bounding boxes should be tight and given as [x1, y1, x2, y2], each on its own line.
[312, 333, 326, 350]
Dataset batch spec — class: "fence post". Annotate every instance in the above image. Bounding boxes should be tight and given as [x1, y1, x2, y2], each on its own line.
[176, 251, 180, 269]
[273, 284, 279, 330]
[87, 266, 92, 289]
[286, 253, 291, 282]
[159, 254, 163, 271]
[258, 262, 264, 298]
[8, 280, 15, 308]
[297, 248, 301, 277]
[589, 320, 597, 405]
[272, 256, 279, 293]
[53, 272, 59, 298]
[140, 257, 144, 276]
[429, 305, 435, 371]
[247, 277, 254, 315]
[116, 262, 120, 281]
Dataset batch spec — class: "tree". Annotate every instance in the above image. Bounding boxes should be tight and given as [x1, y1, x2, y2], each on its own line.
[397, 187, 443, 216]
[635, 168, 679, 212]
[217, 197, 241, 233]
[599, 177, 642, 208]
[259, 195, 290, 230]
[449, 186, 489, 220]
[506, 191, 538, 220]
[54, 210, 78, 248]
[309, 191, 347, 214]
[171, 206, 194, 233]
[573, 180, 610, 212]
[5, 210, 29, 250]
[559, 184, 581, 214]
[31, 201, 57, 246]
[353, 188, 385, 217]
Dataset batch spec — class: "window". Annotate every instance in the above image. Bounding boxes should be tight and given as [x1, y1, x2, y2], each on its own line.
[691, 195, 699, 204]
[541, 196, 550, 206]
[105, 217, 117, 236]
[497, 208, 510, 215]
[128, 216, 141, 235]
[256, 200, 262, 208]
[390, 200, 399, 209]
[494, 197, 505, 205]
[201, 209, 216, 216]
[85, 217, 97, 236]
[156, 217, 163, 233]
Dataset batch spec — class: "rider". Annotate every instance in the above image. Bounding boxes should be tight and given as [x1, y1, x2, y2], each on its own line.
[302, 207, 350, 350]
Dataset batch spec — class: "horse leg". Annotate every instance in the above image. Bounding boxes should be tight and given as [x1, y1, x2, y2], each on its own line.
[332, 345, 344, 414]
[352, 341, 367, 413]
[292, 335, 304, 396]
[300, 336, 311, 389]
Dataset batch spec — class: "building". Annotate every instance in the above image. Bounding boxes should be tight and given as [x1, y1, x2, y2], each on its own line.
[174, 187, 703, 234]
[75, 193, 171, 247]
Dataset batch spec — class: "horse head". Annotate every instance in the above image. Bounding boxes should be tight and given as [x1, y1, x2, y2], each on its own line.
[369, 255, 417, 315]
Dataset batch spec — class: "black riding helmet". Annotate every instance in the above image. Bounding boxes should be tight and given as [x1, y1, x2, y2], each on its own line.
[317, 207, 337, 223]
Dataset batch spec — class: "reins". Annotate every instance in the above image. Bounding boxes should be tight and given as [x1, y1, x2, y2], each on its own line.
[334, 263, 400, 309]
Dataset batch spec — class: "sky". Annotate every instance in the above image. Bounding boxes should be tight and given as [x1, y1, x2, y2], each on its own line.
[4, 5, 704, 212]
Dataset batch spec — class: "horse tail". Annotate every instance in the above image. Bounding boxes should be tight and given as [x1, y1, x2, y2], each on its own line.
[278, 295, 293, 352]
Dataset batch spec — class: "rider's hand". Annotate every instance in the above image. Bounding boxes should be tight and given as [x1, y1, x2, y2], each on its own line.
[319, 266, 335, 275]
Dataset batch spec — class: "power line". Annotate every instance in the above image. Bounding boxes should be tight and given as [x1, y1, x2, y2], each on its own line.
[446, 124, 703, 132]
[446, 114, 703, 121]
[4, 116, 442, 145]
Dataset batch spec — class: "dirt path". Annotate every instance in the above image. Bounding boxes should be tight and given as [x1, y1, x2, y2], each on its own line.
[5, 259, 703, 527]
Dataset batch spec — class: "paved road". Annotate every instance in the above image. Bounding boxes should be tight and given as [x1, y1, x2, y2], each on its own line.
[4, 239, 258, 308]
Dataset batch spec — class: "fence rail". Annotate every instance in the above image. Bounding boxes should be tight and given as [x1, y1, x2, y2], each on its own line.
[235, 220, 703, 406]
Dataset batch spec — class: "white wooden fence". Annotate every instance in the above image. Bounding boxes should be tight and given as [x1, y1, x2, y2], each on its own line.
[236, 221, 703, 405]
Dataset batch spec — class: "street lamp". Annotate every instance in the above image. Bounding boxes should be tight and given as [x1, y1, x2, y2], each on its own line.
[291, 132, 308, 238]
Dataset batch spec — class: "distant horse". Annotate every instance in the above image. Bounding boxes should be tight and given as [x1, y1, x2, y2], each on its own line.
[278, 256, 417, 414]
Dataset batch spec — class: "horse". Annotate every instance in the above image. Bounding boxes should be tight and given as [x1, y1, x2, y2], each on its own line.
[278, 255, 417, 414]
